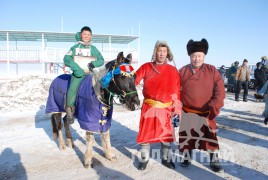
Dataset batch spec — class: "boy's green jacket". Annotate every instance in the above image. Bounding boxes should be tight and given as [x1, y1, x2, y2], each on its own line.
[64, 32, 104, 77]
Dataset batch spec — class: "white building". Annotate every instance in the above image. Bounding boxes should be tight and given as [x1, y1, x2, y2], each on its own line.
[0, 30, 139, 75]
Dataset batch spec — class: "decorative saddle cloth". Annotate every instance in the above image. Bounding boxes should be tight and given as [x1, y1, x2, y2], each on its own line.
[45, 74, 113, 133]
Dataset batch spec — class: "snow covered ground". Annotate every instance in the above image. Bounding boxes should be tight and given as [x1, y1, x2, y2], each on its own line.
[0, 75, 268, 180]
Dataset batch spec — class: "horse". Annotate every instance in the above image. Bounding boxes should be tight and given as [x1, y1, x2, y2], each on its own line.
[45, 52, 140, 168]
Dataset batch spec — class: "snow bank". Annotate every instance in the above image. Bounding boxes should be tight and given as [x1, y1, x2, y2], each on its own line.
[0, 74, 55, 113]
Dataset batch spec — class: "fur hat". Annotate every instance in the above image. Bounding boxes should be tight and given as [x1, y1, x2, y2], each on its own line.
[261, 56, 267, 60]
[187, 38, 209, 55]
[234, 61, 239, 66]
[151, 40, 174, 61]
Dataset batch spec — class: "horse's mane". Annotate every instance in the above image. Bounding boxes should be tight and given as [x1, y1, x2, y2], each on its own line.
[90, 57, 129, 103]
[91, 65, 109, 99]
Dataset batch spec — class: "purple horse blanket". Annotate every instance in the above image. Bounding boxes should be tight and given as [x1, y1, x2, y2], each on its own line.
[45, 74, 113, 133]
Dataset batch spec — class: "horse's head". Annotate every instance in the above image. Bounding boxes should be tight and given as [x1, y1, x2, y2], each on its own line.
[101, 52, 140, 110]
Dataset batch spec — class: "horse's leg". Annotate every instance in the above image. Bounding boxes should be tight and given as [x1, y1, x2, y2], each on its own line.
[101, 130, 117, 161]
[51, 114, 59, 140]
[63, 115, 74, 148]
[84, 131, 94, 168]
[51, 113, 66, 150]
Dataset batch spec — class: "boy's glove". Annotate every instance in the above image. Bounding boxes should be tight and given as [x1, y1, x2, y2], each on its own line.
[88, 62, 95, 71]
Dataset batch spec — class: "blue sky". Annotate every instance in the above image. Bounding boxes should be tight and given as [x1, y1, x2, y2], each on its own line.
[1, 0, 268, 69]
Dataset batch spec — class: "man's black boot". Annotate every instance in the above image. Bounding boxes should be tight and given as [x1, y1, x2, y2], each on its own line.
[138, 159, 149, 170]
[162, 159, 175, 169]
[180, 150, 192, 167]
[264, 118, 268, 125]
[210, 153, 224, 173]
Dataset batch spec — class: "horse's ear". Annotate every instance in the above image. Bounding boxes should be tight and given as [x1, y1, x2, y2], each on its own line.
[115, 52, 124, 66]
[126, 53, 132, 64]
[126, 53, 132, 60]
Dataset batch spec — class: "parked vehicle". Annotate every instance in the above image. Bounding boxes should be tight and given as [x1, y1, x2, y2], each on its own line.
[217, 67, 229, 87]
[248, 64, 257, 89]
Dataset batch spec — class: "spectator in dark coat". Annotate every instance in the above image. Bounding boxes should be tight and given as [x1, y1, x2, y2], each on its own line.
[227, 61, 239, 92]
[254, 62, 268, 92]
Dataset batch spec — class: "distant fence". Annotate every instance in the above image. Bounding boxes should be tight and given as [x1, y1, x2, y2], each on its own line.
[0, 45, 138, 63]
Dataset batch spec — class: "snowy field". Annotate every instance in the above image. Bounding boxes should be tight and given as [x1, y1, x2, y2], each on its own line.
[0, 75, 268, 180]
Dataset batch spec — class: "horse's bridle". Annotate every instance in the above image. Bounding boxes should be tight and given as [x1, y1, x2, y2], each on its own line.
[109, 75, 137, 98]
[91, 65, 137, 105]
[102, 76, 137, 105]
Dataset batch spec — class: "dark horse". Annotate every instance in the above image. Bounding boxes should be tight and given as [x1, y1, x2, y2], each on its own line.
[45, 52, 140, 168]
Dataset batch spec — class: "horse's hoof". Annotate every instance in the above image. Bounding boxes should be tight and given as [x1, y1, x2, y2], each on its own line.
[66, 139, 74, 148]
[110, 156, 117, 162]
[106, 154, 117, 162]
[67, 143, 74, 148]
[59, 145, 66, 150]
[53, 133, 58, 140]
[68, 144, 75, 148]
[84, 163, 93, 168]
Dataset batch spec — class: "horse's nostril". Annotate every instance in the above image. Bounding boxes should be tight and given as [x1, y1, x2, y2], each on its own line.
[124, 95, 140, 111]
[125, 101, 135, 111]
[130, 105, 136, 111]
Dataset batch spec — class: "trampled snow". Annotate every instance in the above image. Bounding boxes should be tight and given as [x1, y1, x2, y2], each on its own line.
[0, 75, 268, 179]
